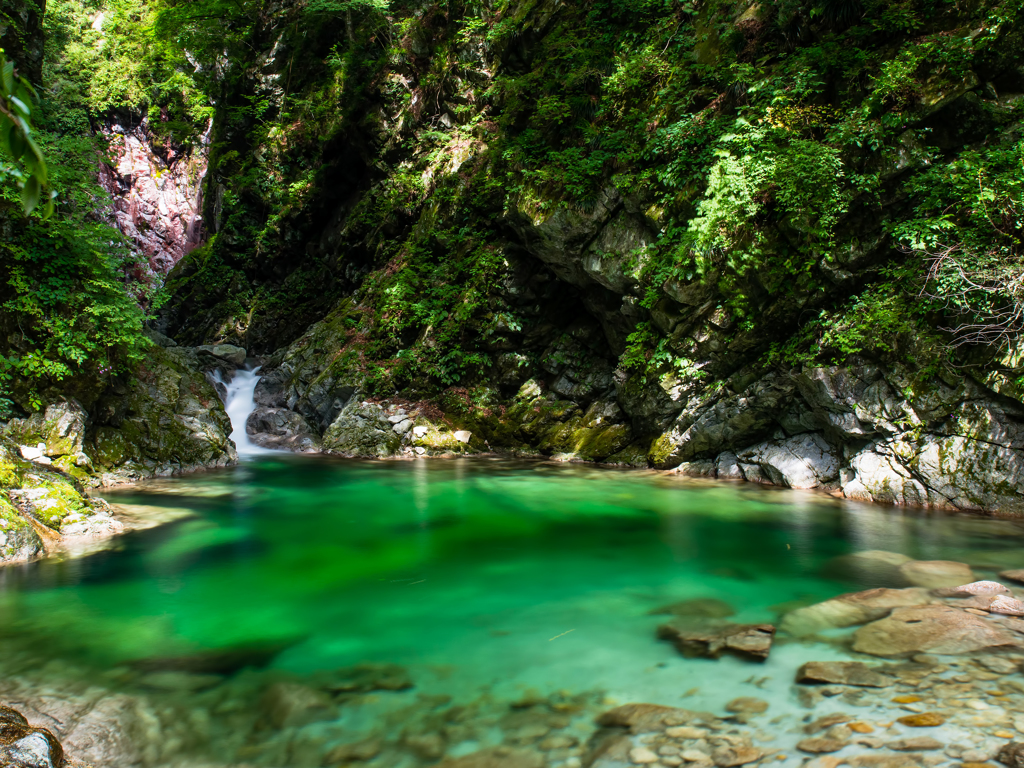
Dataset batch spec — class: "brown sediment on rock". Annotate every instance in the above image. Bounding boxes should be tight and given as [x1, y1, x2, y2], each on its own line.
[852, 605, 1019, 657]
[657, 620, 775, 660]
[796, 661, 894, 687]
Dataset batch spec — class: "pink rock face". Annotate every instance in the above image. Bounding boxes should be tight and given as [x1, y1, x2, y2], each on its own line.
[99, 119, 209, 275]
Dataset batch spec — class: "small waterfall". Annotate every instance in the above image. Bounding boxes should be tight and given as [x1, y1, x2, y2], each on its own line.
[217, 367, 268, 457]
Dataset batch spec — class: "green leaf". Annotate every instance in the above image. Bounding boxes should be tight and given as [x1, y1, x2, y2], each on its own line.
[21, 175, 40, 215]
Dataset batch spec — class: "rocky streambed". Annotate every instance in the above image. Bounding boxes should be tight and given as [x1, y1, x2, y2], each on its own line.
[6, 546, 1024, 768]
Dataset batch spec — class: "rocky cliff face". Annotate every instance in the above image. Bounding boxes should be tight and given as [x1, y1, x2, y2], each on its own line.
[99, 119, 209, 275]
[145, 0, 1024, 515]
[0, 338, 237, 564]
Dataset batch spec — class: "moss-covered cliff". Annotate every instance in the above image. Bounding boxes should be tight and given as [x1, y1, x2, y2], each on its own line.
[4, 0, 1024, 515]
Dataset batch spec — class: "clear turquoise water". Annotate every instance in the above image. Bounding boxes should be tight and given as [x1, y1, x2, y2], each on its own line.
[3, 456, 1024, 716]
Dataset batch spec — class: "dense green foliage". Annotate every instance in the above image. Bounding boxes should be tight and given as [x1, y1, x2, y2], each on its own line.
[4, 0, 1024, 414]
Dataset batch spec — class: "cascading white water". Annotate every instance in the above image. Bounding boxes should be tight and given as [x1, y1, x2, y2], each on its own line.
[216, 367, 268, 457]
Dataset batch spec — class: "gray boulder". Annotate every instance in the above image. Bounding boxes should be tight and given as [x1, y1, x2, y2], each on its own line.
[322, 401, 401, 457]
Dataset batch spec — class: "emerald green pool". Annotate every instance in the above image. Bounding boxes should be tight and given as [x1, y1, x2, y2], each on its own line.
[3, 456, 1024, 722]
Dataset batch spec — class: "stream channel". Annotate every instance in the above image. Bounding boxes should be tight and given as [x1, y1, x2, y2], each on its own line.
[2, 375, 1024, 766]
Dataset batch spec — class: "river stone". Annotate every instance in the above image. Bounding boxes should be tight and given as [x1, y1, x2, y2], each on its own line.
[896, 712, 945, 727]
[1000, 570, 1024, 585]
[780, 587, 931, 636]
[997, 742, 1024, 768]
[322, 401, 401, 457]
[990, 595, 1024, 616]
[797, 738, 848, 754]
[325, 737, 383, 763]
[657, 620, 775, 660]
[259, 681, 337, 729]
[196, 344, 247, 366]
[246, 407, 320, 451]
[454, 430, 472, 444]
[128, 638, 294, 674]
[824, 550, 913, 586]
[321, 662, 413, 692]
[853, 605, 1018, 656]
[934, 580, 1011, 597]
[437, 747, 544, 768]
[711, 746, 762, 767]
[630, 747, 659, 764]
[596, 704, 708, 733]
[648, 598, 735, 619]
[898, 560, 975, 588]
[888, 737, 944, 751]
[0, 730, 63, 768]
[796, 661, 894, 687]
[724, 697, 768, 714]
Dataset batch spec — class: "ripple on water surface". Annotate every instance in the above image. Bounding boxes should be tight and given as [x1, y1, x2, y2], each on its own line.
[3, 456, 1024, 766]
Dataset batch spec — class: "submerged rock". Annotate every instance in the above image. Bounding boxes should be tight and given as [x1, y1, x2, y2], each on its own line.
[259, 681, 337, 729]
[437, 746, 544, 768]
[320, 662, 414, 693]
[0, 704, 63, 768]
[934, 580, 1011, 597]
[796, 661, 894, 688]
[657, 620, 775, 660]
[648, 598, 735, 619]
[127, 638, 295, 674]
[596, 704, 708, 733]
[246, 406, 321, 452]
[990, 595, 1024, 616]
[780, 587, 931, 637]
[1000, 570, 1024, 585]
[823, 550, 912, 587]
[852, 605, 1018, 656]
[898, 560, 975, 588]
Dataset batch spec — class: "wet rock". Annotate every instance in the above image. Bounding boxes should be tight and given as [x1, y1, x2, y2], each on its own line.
[934, 581, 1011, 597]
[325, 737, 384, 763]
[0, 731, 63, 768]
[781, 588, 932, 636]
[0, 704, 64, 768]
[999, 743, 1024, 768]
[797, 738, 848, 754]
[737, 433, 839, 489]
[976, 656, 1020, 674]
[897, 713, 946, 727]
[137, 671, 224, 692]
[899, 560, 975, 588]
[665, 727, 708, 739]
[990, 595, 1024, 616]
[657, 620, 775, 660]
[437, 746, 545, 768]
[259, 681, 337, 729]
[889, 737, 944, 751]
[128, 639, 294, 674]
[596, 704, 706, 733]
[196, 344, 247, 366]
[631, 747, 660, 764]
[796, 661, 894, 687]
[246, 407, 320, 452]
[539, 735, 578, 751]
[848, 756, 924, 768]
[724, 698, 767, 715]
[322, 662, 413, 693]
[711, 745, 761, 767]
[405, 733, 447, 760]
[1000, 570, 1024, 585]
[648, 598, 735, 619]
[60, 695, 144, 767]
[89, 342, 236, 484]
[824, 550, 913, 587]
[322, 401, 401, 458]
[680, 748, 712, 763]
[853, 605, 1018, 656]
[804, 714, 853, 733]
